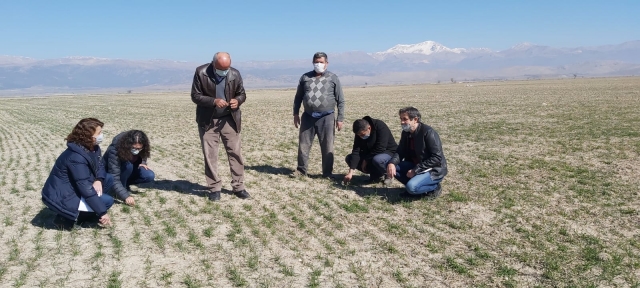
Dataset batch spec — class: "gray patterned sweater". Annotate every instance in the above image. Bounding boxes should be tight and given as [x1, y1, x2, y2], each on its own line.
[293, 71, 345, 121]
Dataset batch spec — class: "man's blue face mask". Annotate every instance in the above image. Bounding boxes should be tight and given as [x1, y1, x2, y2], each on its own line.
[215, 68, 229, 77]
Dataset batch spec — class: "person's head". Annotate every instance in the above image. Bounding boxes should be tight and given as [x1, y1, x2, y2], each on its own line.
[116, 130, 150, 160]
[66, 118, 104, 151]
[212, 52, 231, 77]
[399, 107, 421, 133]
[352, 119, 371, 139]
[312, 52, 328, 74]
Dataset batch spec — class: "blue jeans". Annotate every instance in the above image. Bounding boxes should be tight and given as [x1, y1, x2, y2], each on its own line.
[120, 160, 155, 189]
[345, 153, 392, 179]
[395, 161, 443, 194]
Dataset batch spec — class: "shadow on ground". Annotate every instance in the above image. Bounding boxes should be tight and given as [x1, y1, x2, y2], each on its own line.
[245, 165, 294, 175]
[330, 175, 428, 204]
[142, 179, 209, 197]
[30, 208, 59, 229]
[30, 208, 102, 230]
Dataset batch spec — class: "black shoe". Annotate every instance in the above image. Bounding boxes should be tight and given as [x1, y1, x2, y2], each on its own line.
[234, 190, 251, 199]
[53, 214, 80, 230]
[290, 170, 307, 178]
[208, 191, 221, 201]
[426, 184, 442, 198]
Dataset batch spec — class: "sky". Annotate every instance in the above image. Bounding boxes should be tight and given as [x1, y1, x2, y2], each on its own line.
[1, 0, 639, 62]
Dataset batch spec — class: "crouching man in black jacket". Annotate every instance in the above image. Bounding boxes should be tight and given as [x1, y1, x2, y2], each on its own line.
[343, 116, 398, 185]
[387, 107, 448, 197]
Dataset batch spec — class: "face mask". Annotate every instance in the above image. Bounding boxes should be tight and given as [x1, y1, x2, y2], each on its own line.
[94, 133, 104, 145]
[215, 68, 229, 77]
[360, 134, 370, 140]
[131, 148, 141, 155]
[401, 124, 412, 132]
[313, 63, 326, 73]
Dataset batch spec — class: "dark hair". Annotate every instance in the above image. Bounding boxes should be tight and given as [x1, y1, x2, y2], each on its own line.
[352, 119, 370, 134]
[399, 107, 421, 121]
[66, 118, 104, 151]
[313, 52, 328, 62]
[116, 130, 151, 161]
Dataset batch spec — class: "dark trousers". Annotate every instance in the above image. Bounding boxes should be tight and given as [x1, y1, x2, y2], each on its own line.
[297, 112, 335, 176]
[120, 159, 155, 188]
[345, 153, 392, 179]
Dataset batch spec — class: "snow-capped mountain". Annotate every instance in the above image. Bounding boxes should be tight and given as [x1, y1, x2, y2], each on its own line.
[1, 40, 639, 95]
[374, 41, 469, 56]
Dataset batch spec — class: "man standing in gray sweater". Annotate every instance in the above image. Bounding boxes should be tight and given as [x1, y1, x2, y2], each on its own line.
[292, 52, 346, 178]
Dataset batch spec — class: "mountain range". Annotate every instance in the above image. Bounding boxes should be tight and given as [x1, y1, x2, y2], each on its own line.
[1, 40, 639, 95]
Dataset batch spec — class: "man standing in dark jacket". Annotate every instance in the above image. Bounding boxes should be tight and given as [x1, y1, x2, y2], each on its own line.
[191, 52, 250, 201]
[343, 116, 397, 185]
[387, 107, 448, 197]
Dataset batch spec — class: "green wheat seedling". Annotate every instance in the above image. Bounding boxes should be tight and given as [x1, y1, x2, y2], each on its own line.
[0, 79, 638, 287]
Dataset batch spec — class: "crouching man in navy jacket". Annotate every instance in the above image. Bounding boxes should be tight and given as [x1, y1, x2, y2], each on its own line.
[42, 118, 115, 229]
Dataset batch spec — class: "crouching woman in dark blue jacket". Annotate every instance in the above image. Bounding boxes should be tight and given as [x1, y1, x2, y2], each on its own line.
[42, 118, 115, 229]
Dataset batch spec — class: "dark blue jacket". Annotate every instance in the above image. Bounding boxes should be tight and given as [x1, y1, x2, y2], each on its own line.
[42, 142, 108, 220]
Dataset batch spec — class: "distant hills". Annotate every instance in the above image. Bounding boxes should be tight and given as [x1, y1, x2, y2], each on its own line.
[1, 40, 639, 95]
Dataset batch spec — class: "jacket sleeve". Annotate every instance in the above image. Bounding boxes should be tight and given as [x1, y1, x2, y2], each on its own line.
[333, 76, 346, 122]
[293, 75, 305, 116]
[68, 156, 107, 217]
[369, 122, 392, 156]
[233, 71, 246, 107]
[105, 147, 130, 200]
[390, 132, 406, 165]
[190, 70, 215, 108]
[348, 136, 361, 169]
[417, 129, 444, 170]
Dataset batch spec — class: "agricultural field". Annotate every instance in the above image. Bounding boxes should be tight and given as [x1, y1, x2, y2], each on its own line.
[0, 77, 639, 287]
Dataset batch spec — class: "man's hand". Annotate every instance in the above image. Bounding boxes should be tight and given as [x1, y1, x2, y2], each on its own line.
[361, 160, 368, 173]
[125, 196, 135, 206]
[336, 121, 343, 131]
[294, 115, 301, 128]
[343, 173, 353, 184]
[407, 169, 416, 179]
[93, 180, 103, 196]
[214, 98, 228, 108]
[98, 214, 111, 227]
[229, 99, 238, 109]
[386, 164, 396, 179]
[139, 164, 149, 170]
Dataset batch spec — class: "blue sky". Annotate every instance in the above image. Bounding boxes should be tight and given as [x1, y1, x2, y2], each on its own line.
[1, 0, 638, 62]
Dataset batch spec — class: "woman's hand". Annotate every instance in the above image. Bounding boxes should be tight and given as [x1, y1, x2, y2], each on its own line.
[98, 214, 111, 227]
[125, 196, 135, 206]
[93, 180, 103, 196]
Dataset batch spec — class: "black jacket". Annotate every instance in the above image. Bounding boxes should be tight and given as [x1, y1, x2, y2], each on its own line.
[390, 122, 448, 179]
[103, 132, 147, 200]
[42, 142, 108, 220]
[191, 63, 246, 132]
[347, 116, 398, 169]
